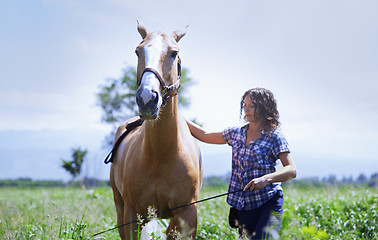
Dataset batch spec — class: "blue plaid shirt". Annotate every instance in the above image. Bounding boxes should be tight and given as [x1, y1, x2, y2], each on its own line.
[222, 124, 290, 210]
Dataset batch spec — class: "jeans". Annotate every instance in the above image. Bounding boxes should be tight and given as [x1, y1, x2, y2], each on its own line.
[237, 191, 283, 240]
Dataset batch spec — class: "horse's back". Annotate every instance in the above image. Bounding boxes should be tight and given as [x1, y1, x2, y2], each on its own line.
[114, 116, 141, 140]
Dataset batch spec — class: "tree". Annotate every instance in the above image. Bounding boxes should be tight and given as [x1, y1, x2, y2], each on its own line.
[369, 173, 378, 188]
[357, 173, 368, 184]
[61, 147, 87, 180]
[97, 66, 195, 146]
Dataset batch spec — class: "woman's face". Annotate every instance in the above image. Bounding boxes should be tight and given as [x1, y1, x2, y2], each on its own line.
[243, 95, 258, 123]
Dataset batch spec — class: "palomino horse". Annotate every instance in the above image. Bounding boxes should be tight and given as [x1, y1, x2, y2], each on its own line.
[109, 23, 203, 239]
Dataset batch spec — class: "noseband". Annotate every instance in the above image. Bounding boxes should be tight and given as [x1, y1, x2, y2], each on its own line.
[137, 57, 181, 106]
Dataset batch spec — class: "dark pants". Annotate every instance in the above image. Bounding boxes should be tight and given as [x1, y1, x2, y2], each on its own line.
[237, 191, 283, 240]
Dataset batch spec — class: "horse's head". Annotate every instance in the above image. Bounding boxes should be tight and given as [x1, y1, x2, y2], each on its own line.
[135, 22, 185, 120]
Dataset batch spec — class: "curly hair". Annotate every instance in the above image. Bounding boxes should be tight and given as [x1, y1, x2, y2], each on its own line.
[240, 88, 280, 131]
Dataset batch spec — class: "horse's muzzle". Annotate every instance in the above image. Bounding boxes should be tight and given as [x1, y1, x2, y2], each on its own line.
[136, 88, 160, 119]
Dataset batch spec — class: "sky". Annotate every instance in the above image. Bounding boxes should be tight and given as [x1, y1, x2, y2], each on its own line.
[0, 0, 377, 181]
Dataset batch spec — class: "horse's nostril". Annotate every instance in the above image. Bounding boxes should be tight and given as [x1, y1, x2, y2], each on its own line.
[151, 90, 159, 104]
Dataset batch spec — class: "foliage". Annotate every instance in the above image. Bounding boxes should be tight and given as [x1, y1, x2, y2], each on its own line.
[0, 178, 66, 187]
[203, 172, 378, 190]
[2, 173, 378, 189]
[61, 147, 87, 180]
[202, 175, 230, 188]
[282, 173, 378, 189]
[0, 185, 377, 239]
[0, 178, 110, 188]
[281, 185, 378, 239]
[97, 67, 139, 125]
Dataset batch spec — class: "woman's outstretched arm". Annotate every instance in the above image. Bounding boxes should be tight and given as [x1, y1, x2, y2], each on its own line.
[186, 119, 226, 144]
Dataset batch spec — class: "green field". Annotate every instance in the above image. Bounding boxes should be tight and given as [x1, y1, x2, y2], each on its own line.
[0, 185, 377, 239]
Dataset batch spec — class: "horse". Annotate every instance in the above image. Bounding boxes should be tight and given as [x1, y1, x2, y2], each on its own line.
[109, 23, 203, 240]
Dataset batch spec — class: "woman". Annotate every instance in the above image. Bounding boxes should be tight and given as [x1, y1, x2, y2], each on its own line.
[186, 88, 296, 239]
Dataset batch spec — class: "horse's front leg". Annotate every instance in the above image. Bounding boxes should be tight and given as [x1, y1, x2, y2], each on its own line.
[167, 205, 197, 240]
[121, 203, 139, 240]
[110, 173, 127, 240]
[111, 187, 125, 239]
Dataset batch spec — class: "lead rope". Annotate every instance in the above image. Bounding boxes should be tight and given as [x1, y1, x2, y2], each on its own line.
[91, 188, 244, 238]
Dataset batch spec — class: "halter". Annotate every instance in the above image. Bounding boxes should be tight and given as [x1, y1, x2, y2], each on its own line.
[136, 56, 181, 106]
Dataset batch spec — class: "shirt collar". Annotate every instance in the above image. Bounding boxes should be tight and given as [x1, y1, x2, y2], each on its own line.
[241, 123, 269, 136]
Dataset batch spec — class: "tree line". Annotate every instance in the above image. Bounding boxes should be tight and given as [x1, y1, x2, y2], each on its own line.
[203, 172, 378, 189]
[2, 173, 377, 188]
[0, 177, 109, 188]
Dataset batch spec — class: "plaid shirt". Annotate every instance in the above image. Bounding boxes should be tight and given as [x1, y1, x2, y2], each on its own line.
[222, 124, 290, 210]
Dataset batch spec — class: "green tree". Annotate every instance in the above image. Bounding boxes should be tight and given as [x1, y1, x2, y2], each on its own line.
[97, 66, 195, 146]
[61, 147, 87, 180]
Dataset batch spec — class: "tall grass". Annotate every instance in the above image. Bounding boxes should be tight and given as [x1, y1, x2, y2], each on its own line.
[0, 185, 377, 239]
[281, 185, 378, 239]
[0, 187, 119, 239]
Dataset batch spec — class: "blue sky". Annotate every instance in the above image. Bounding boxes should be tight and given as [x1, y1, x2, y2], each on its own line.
[0, 0, 377, 181]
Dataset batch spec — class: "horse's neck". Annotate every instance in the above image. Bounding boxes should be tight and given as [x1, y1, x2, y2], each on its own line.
[143, 98, 179, 153]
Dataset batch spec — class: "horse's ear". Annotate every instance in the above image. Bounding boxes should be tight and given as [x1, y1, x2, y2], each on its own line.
[172, 25, 188, 42]
[137, 20, 148, 39]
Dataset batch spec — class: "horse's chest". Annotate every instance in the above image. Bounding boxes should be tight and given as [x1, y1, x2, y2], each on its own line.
[126, 165, 190, 210]
[128, 176, 173, 212]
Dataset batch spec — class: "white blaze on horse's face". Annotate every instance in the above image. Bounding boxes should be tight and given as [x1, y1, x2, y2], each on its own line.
[136, 34, 165, 120]
[144, 35, 164, 70]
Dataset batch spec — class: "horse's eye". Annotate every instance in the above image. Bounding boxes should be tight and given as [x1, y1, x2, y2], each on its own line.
[135, 49, 139, 57]
[170, 51, 178, 58]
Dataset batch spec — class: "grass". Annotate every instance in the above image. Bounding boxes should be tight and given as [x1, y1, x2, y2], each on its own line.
[0, 185, 377, 239]
[281, 185, 378, 239]
[0, 187, 118, 239]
